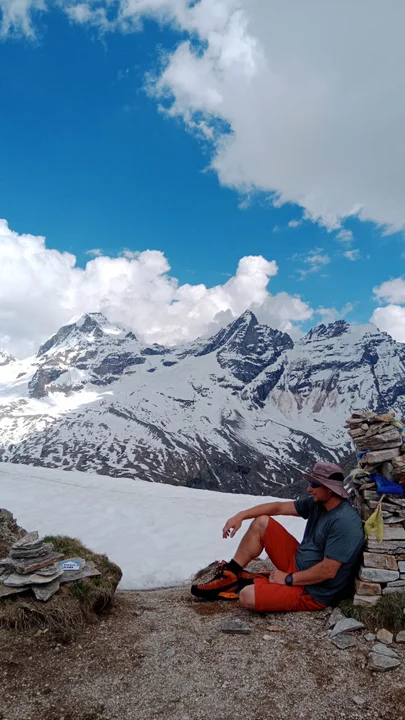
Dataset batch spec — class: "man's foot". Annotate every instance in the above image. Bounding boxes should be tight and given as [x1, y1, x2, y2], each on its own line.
[191, 561, 239, 600]
[191, 562, 270, 600]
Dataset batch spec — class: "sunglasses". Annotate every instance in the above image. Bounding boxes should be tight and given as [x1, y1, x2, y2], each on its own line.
[308, 480, 321, 488]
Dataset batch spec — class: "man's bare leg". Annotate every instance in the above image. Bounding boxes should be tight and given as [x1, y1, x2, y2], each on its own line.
[232, 515, 269, 567]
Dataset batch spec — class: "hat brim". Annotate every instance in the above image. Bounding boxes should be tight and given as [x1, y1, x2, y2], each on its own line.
[304, 472, 350, 499]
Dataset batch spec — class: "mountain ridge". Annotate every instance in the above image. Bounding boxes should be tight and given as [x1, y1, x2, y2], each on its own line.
[0, 312, 404, 495]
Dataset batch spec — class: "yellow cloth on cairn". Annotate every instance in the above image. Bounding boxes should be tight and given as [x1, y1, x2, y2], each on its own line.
[364, 502, 384, 544]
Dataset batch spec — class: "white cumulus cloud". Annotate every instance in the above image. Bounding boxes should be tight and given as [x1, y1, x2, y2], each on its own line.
[2, 0, 405, 231]
[371, 277, 405, 342]
[0, 219, 314, 357]
[371, 305, 405, 343]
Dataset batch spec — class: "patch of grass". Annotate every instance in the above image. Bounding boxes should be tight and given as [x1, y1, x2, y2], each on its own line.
[0, 535, 122, 642]
[340, 592, 405, 631]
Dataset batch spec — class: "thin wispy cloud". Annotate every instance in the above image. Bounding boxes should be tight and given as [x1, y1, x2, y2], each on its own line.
[84, 248, 103, 257]
[293, 248, 331, 279]
[343, 249, 360, 261]
[336, 229, 354, 244]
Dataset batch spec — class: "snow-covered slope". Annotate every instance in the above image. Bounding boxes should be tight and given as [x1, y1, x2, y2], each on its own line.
[0, 462, 305, 589]
[1, 312, 405, 494]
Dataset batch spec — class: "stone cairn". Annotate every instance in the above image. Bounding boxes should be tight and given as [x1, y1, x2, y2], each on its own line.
[346, 411, 405, 606]
[0, 530, 100, 602]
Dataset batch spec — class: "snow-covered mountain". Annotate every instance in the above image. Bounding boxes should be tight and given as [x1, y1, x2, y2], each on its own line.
[1, 311, 404, 495]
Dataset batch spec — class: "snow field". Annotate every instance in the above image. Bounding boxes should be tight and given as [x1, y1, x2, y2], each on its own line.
[0, 463, 305, 590]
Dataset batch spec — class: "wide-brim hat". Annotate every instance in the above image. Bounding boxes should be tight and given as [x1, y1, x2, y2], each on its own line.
[304, 462, 349, 499]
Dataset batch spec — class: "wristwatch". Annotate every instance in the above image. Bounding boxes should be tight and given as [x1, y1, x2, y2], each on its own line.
[285, 573, 294, 586]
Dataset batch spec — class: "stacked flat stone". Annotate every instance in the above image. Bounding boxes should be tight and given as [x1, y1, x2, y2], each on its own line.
[0, 531, 65, 601]
[346, 411, 405, 606]
[0, 530, 101, 602]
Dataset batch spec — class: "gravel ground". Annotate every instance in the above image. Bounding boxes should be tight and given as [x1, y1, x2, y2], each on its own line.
[1, 585, 405, 720]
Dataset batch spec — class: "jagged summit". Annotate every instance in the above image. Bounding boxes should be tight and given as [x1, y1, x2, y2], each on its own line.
[37, 313, 133, 358]
[0, 350, 15, 367]
[305, 319, 350, 340]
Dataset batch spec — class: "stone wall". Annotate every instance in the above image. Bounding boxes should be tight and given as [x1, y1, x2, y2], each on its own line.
[346, 412, 405, 606]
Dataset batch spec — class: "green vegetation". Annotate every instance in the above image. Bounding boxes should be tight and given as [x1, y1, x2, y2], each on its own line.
[340, 592, 405, 631]
[0, 535, 122, 641]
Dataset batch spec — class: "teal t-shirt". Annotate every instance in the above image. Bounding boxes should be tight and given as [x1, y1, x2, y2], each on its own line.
[294, 496, 364, 606]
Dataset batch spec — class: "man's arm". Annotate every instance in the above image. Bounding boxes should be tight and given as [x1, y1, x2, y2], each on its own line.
[223, 501, 299, 539]
[269, 558, 342, 586]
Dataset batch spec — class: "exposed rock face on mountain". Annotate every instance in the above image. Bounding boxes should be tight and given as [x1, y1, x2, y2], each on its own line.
[0, 350, 15, 367]
[0, 312, 404, 495]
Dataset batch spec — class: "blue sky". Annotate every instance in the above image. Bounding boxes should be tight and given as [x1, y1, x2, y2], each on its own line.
[1, 1, 405, 356]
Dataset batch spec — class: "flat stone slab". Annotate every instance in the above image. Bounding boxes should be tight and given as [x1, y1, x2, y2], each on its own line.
[359, 567, 400, 583]
[220, 619, 252, 635]
[332, 635, 358, 649]
[368, 653, 401, 671]
[32, 579, 61, 602]
[12, 531, 41, 549]
[353, 594, 381, 606]
[329, 618, 364, 637]
[398, 561, 405, 573]
[355, 579, 381, 596]
[364, 633, 376, 642]
[10, 552, 64, 575]
[0, 583, 27, 598]
[371, 643, 398, 658]
[383, 585, 405, 595]
[396, 631, 405, 642]
[4, 565, 64, 587]
[10, 543, 53, 559]
[327, 607, 345, 628]
[363, 448, 400, 464]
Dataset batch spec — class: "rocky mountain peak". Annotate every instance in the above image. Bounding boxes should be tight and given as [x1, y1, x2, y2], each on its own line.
[36, 313, 132, 358]
[304, 319, 351, 342]
[0, 350, 15, 367]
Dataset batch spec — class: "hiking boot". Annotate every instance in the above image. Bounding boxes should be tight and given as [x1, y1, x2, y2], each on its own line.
[191, 562, 270, 600]
[237, 569, 270, 589]
[191, 561, 239, 600]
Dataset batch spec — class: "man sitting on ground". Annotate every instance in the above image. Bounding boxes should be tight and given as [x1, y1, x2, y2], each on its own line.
[191, 462, 364, 612]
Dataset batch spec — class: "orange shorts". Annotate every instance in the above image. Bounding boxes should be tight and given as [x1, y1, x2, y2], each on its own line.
[253, 518, 327, 613]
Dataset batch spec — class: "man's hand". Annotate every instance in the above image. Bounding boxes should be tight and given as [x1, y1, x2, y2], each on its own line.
[222, 514, 243, 539]
[268, 569, 288, 585]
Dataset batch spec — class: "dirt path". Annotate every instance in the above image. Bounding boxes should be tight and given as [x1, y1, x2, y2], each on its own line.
[1, 587, 405, 720]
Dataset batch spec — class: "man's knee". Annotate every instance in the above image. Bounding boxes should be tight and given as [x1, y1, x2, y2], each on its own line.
[250, 515, 270, 537]
[239, 585, 256, 610]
